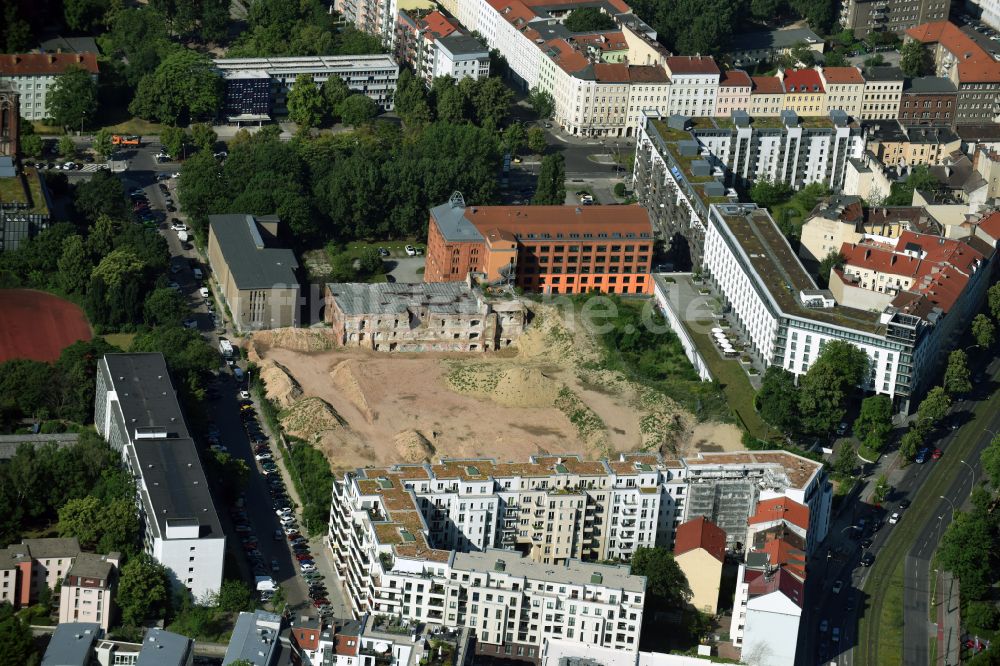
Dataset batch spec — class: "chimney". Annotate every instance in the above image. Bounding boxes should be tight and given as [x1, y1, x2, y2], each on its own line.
[48, 54, 56, 64]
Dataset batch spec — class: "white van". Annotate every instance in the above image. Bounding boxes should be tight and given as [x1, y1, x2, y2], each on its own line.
[199, 286, 210, 299]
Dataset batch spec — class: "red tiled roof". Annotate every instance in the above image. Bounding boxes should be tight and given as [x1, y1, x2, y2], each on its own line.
[748, 497, 810, 530]
[292, 627, 319, 651]
[751, 75, 784, 94]
[782, 68, 824, 93]
[975, 211, 1000, 242]
[489, 0, 538, 27]
[543, 39, 589, 74]
[334, 634, 359, 656]
[0, 52, 98, 76]
[420, 10, 458, 40]
[674, 516, 727, 563]
[906, 21, 1000, 83]
[461, 204, 653, 237]
[594, 63, 669, 82]
[720, 69, 752, 87]
[758, 538, 807, 580]
[573, 32, 628, 51]
[745, 567, 805, 607]
[821, 66, 864, 84]
[666, 56, 720, 76]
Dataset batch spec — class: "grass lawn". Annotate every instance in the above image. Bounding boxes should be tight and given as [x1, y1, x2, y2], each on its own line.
[686, 324, 772, 441]
[770, 201, 807, 233]
[101, 117, 165, 135]
[878, 559, 906, 665]
[30, 121, 65, 135]
[102, 333, 136, 349]
[341, 239, 425, 259]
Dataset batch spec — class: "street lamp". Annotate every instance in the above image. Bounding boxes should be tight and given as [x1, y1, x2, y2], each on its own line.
[939, 495, 956, 521]
[987, 427, 999, 440]
[959, 459, 976, 484]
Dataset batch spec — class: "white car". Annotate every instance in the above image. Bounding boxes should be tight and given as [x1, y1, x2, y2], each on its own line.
[239, 390, 251, 400]
[300, 563, 316, 572]
[279, 515, 295, 526]
[256, 452, 273, 461]
[199, 287, 210, 299]
[405, 245, 417, 256]
[63, 162, 76, 170]
[171, 222, 187, 232]
[275, 508, 292, 517]
[889, 512, 901, 524]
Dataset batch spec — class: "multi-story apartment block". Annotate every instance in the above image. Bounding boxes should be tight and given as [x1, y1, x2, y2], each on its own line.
[839, 0, 949, 36]
[0, 52, 98, 120]
[868, 122, 962, 166]
[898, 75, 959, 126]
[424, 194, 654, 295]
[664, 56, 720, 118]
[213, 55, 399, 119]
[323, 280, 527, 352]
[0, 538, 81, 608]
[58, 552, 120, 631]
[906, 21, 1000, 126]
[971, 0, 1000, 31]
[779, 68, 826, 116]
[861, 67, 905, 120]
[632, 111, 863, 267]
[336, 0, 398, 47]
[819, 66, 866, 117]
[94, 353, 225, 600]
[714, 70, 752, 118]
[395, 10, 490, 86]
[749, 75, 785, 116]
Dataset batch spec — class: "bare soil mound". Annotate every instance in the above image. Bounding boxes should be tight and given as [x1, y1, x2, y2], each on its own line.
[330, 359, 374, 423]
[280, 397, 345, 440]
[252, 328, 337, 353]
[393, 429, 436, 463]
[260, 361, 302, 408]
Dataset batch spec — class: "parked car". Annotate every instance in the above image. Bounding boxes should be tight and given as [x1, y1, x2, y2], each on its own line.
[915, 448, 930, 463]
[889, 512, 901, 524]
[899, 498, 911, 510]
[819, 619, 828, 633]
[832, 580, 843, 594]
[405, 245, 417, 256]
[831, 627, 840, 643]
[861, 551, 876, 567]
[931, 448, 943, 460]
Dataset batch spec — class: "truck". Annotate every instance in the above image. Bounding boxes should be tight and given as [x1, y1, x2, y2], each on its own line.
[111, 134, 141, 147]
[219, 339, 234, 358]
[255, 575, 277, 592]
[177, 230, 189, 243]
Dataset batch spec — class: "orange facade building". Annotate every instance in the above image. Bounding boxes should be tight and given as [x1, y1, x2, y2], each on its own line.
[425, 196, 654, 295]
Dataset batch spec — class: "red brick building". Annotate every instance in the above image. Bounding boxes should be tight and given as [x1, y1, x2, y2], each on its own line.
[425, 195, 654, 294]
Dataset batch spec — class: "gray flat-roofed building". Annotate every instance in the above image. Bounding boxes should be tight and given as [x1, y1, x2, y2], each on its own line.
[42, 622, 101, 666]
[725, 27, 825, 65]
[224, 610, 284, 665]
[207, 214, 300, 331]
[452, 549, 647, 593]
[95, 353, 225, 601]
[136, 628, 193, 666]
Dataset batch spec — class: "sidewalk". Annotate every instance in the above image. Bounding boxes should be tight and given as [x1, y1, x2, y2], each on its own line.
[937, 570, 961, 665]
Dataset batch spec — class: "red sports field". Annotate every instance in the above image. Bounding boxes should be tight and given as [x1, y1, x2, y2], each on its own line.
[0, 290, 93, 363]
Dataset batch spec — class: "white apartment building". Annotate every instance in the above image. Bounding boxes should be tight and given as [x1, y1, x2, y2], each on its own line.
[861, 67, 905, 120]
[0, 52, 99, 120]
[433, 34, 490, 81]
[396, 10, 490, 86]
[214, 55, 399, 114]
[94, 354, 225, 601]
[715, 70, 752, 118]
[730, 557, 803, 665]
[972, 0, 1000, 31]
[664, 56, 720, 117]
[336, 0, 398, 48]
[58, 553, 120, 632]
[818, 66, 866, 117]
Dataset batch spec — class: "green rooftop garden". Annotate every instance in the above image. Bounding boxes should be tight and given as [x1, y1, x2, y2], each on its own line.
[0, 170, 49, 214]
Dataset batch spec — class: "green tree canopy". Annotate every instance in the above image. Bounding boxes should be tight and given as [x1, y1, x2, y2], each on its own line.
[130, 50, 223, 124]
[798, 340, 869, 435]
[117, 554, 172, 626]
[833, 443, 856, 477]
[989, 282, 1000, 323]
[937, 510, 994, 599]
[92, 128, 114, 161]
[58, 135, 76, 158]
[160, 125, 187, 159]
[75, 172, 130, 224]
[533, 153, 566, 205]
[287, 74, 325, 129]
[853, 394, 893, 452]
[817, 250, 846, 288]
[528, 87, 554, 119]
[972, 313, 996, 348]
[0, 602, 39, 665]
[944, 349, 972, 396]
[322, 75, 351, 122]
[471, 77, 513, 129]
[916, 386, 951, 427]
[564, 7, 616, 31]
[58, 495, 139, 553]
[900, 39, 932, 77]
[899, 427, 923, 459]
[143, 287, 190, 326]
[189, 123, 218, 152]
[338, 95, 378, 127]
[629, 547, 692, 609]
[47, 67, 98, 130]
[527, 126, 547, 155]
[503, 122, 527, 155]
[749, 179, 793, 208]
[20, 134, 43, 158]
[757, 366, 800, 434]
[64, 0, 111, 32]
[980, 434, 1000, 489]
[104, 7, 177, 86]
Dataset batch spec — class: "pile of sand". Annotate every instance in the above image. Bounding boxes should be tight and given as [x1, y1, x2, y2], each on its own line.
[491, 367, 561, 408]
[330, 359, 374, 423]
[393, 429, 435, 463]
[251, 328, 337, 353]
[280, 397, 346, 441]
[260, 361, 302, 409]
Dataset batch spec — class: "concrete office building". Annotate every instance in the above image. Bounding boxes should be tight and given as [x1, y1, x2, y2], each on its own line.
[95, 354, 225, 600]
[632, 111, 863, 267]
[906, 22, 1000, 125]
[207, 214, 300, 331]
[323, 280, 527, 352]
[213, 55, 399, 119]
[424, 193, 654, 295]
[0, 52, 98, 120]
[838, 0, 950, 36]
[58, 552, 120, 632]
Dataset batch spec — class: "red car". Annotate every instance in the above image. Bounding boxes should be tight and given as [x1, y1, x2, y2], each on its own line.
[931, 448, 943, 460]
[312, 598, 330, 608]
[286, 532, 301, 541]
[295, 553, 313, 561]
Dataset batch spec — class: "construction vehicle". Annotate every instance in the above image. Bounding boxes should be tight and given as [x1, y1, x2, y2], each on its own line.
[111, 135, 141, 147]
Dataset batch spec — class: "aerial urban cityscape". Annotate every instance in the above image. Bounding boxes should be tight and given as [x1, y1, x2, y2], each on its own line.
[0, 0, 998, 664]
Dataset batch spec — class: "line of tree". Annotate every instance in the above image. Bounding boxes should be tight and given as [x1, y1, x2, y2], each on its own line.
[227, 0, 384, 58]
[394, 70, 515, 132]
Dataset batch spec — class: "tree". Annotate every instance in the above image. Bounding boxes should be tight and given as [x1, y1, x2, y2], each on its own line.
[887, 164, 940, 205]
[92, 248, 146, 289]
[58, 135, 76, 158]
[944, 349, 972, 396]
[471, 77, 513, 129]
[757, 367, 800, 433]
[0, 602, 38, 665]
[972, 313, 996, 348]
[614, 182, 626, 198]
[834, 443, 856, 477]
[989, 282, 1000, 323]
[47, 67, 99, 130]
[215, 580, 255, 613]
[916, 386, 951, 427]
[321, 75, 351, 122]
[57, 235, 92, 295]
[532, 153, 566, 205]
[503, 122, 527, 155]
[528, 87, 554, 119]
[900, 39, 931, 77]
[872, 474, 890, 504]
[817, 249, 846, 289]
[900, 427, 923, 459]
[20, 134, 42, 158]
[117, 554, 171, 626]
[189, 123, 217, 153]
[789, 42, 817, 67]
[2, 5, 33, 53]
[130, 50, 223, 124]
[937, 510, 994, 599]
[629, 547, 692, 609]
[160, 126, 187, 160]
[58, 495, 138, 552]
[750, 0, 786, 20]
[92, 128, 114, 161]
[980, 434, 1000, 489]
[287, 74, 325, 129]
[823, 50, 849, 67]
[436, 84, 468, 124]
[749, 179, 793, 208]
[392, 69, 427, 125]
[357, 247, 383, 277]
[564, 6, 617, 31]
[853, 394, 893, 452]
[338, 94, 378, 127]
[527, 126, 546, 155]
[104, 7, 175, 86]
[143, 287, 189, 326]
[75, 171, 130, 223]
[798, 340, 869, 435]
[63, 0, 111, 32]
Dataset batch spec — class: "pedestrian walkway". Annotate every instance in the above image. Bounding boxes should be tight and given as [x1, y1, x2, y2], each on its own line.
[937, 571, 961, 665]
